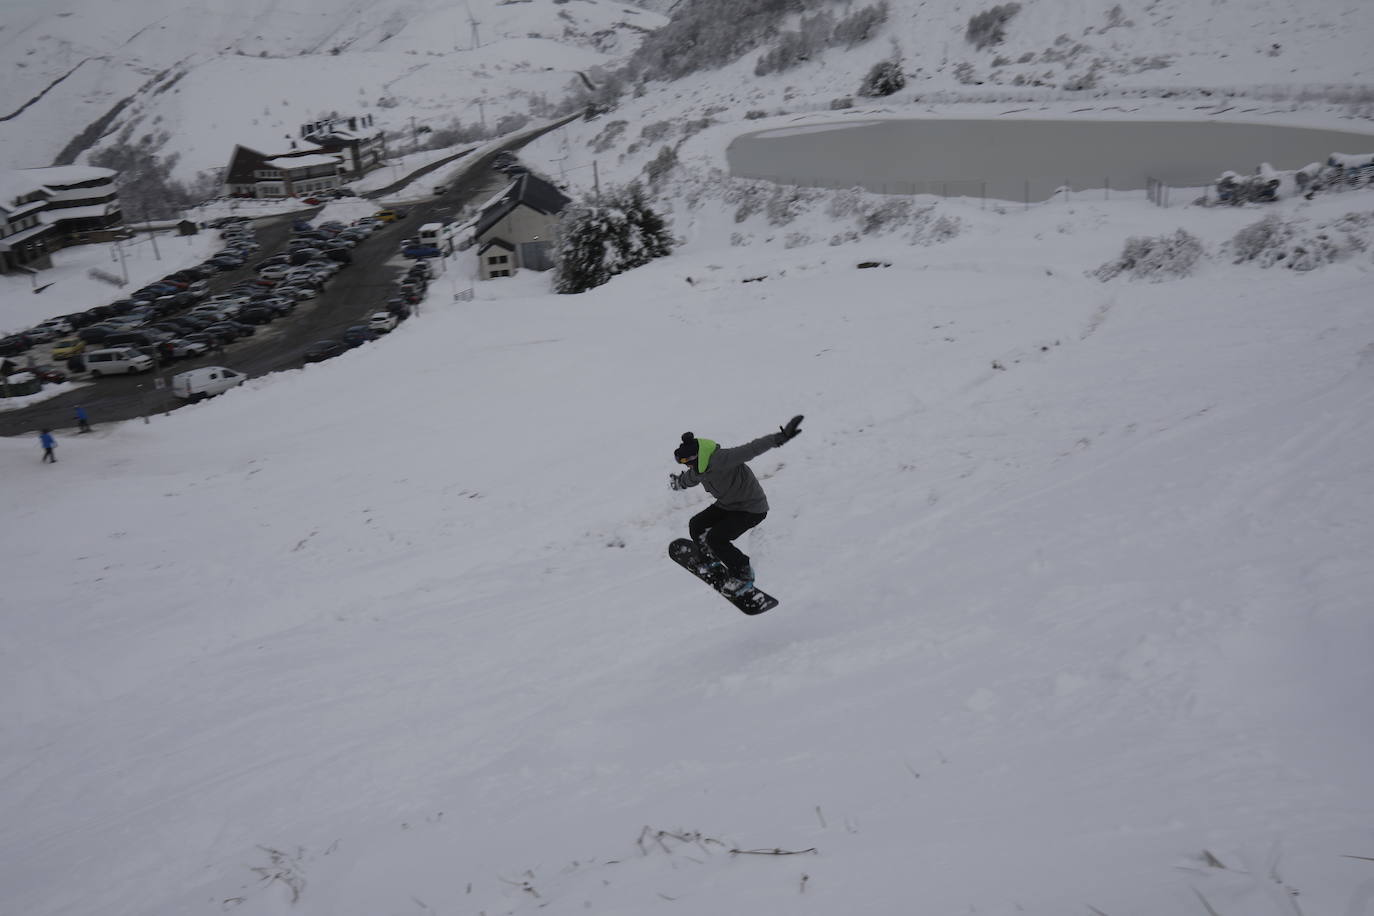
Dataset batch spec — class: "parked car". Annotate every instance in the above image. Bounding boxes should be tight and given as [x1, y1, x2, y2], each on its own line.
[375, 209, 400, 222]
[85, 347, 155, 376]
[257, 297, 295, 316]
[0, 334, 33, 356]
[101, 330, 158, 348]
[167, 338, 211, 360]
[27, 365, 68, 384]
[206, 322, 253, 340]
[303, 339, 347, 363]
[402, 244, 441, 259]
[76, 325, 117, 344]
[258, 263, 292, 279]
[368, 312, 399, 334]
[324, 248, 352, 264]
[51, 337, 87, 360]
[172, 366, 245, 401]
[23, 325, 59, 344]
[341, 325, 376, 348]
[206, 293, 249, 309]
[235, 307, 276, 325]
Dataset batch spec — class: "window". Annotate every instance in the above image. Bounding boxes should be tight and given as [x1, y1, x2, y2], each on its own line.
[487, 254, 509, 265]
[491, 269, 511, 278]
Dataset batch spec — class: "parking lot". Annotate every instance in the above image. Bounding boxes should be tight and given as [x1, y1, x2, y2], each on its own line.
[0, 203, 441, 435]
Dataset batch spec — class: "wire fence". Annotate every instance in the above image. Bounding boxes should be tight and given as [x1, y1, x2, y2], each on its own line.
[742, 174, 1210, 209]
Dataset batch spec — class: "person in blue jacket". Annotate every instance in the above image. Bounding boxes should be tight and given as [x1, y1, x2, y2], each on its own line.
[669, 415, 802, 594]
[75, 405, 91, 433]
[39, 429, 57, 463]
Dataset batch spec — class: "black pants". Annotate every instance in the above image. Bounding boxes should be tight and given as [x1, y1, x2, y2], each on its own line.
[689, 504, 766, 574]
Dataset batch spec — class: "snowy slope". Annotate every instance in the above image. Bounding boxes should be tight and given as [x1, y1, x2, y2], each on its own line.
[2, 1, 1374, 914]
[3, 182, 1374, 915]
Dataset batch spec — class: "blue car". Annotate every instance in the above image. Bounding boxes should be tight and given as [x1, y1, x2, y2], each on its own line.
[401, 244, 440, 259]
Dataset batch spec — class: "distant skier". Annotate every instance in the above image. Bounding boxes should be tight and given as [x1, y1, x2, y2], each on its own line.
[669, 415, 803, 595]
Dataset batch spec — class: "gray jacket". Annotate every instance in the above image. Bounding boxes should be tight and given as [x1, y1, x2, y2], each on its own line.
[672, 433, 779, 514]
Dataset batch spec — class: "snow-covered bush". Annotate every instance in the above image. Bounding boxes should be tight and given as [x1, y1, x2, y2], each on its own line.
[922, 214, 964, 244]
[554, 183, 673, 294]
[1226, 214, 1294, 264]
[1225, 212, 1373, 270]
[590, 120, 628, 153]
[644, 145, 679, 188]
[858, 58, 906, 97]
[1093, 229, 1205, 281]
[754, 11, 834, 77]
[966, 3, 1021, 51]
[724, 180, 822, 226]
[631, 0, 828, 81]
[833, 1, 889, 47]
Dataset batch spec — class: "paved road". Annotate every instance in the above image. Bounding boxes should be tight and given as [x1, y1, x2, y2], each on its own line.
[0, 127, 561, 438]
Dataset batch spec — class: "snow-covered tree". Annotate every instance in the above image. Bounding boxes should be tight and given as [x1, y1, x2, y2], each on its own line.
[858, 58, 906, 97]
[554, 183, 673, 294]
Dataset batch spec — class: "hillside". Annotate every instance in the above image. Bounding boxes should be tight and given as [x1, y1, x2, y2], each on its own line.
[0, 0, 665, 177]
[4, 178, 1374, 915]
[2, 2, 1374, 915]
[1, 0, 1369, 184]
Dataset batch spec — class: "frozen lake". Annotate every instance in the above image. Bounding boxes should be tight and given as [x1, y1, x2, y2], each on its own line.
[726, 117, 1374, 202]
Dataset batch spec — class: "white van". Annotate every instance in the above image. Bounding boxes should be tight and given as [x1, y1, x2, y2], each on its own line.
[171, 366, 245, 401]
[85, 347, 155, 376]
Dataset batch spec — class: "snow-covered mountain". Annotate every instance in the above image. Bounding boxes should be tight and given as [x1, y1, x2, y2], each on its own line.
[1, 0, 1369, 183]
[0, 0, 666, 177]
[2, 2, 1373, 916]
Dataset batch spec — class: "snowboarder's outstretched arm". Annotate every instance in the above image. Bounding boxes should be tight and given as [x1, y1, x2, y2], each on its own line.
[668, 416, 803, 490]
[710, 416, 803, 470]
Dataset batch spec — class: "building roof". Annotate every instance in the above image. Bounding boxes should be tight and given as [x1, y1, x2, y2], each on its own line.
[23, 165, 116, 187]
[0, 172, 51, 208]
[41, 203, 119, 224]
[473, 173, 572, 240]
[478, 237, 515, 253]
[264, 154, 341, 170]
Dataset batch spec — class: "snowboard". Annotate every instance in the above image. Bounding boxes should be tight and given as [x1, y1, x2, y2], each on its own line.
[668, 538, 779, 615]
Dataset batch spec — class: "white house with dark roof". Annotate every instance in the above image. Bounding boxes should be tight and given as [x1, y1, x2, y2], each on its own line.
[471, 173, 571, 280]
[0, 166, 121, 274]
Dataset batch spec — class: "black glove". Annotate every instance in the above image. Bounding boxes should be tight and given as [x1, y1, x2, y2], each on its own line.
[774, 414, 803, 446]
[669, 472, 685, 491]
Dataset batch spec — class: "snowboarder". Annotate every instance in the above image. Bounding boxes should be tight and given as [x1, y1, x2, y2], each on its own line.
[669, 416, 803, 595]
[39, 429, 57, 463]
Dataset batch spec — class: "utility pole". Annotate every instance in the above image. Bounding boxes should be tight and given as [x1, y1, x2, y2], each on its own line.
[113, 237, 129, 284]
[143, 209, 161, 261]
